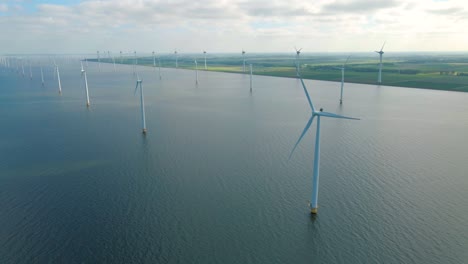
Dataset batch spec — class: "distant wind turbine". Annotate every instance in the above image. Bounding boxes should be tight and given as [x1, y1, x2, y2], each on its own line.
[158, 56, 162, 80]
[21, 60, 25, 77]
[290, 78, 359, 214]
[249, 64, 253, 92]
[175, 50, 178, 68]
[152, 51, 156, 70]
[134, 74, 147, 134]
[295, 47, 302, 77]
[194, 59, 199, 85]
[375, 42, 385, 84]
[56, 64, 62, 94]
[97, 51, 101, 70]
[242, 50, 246, 72]
[203, 51, 207, 70]
[335, 55, 351, 104]
[120, 51, 123, 64]
[81, 62, 90, 107]
[40, 65, 44, 86]
[29, 60, 32, 80]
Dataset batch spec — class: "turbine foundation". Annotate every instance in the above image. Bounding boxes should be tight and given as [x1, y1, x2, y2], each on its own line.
[142, 128, 147, 134]
[310, 207, 318, 214]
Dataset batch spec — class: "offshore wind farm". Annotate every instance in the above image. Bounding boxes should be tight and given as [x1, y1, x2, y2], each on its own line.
[1, 0, 468, 263]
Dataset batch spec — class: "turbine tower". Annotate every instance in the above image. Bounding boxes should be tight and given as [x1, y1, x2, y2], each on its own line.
[56, 64, 62, 94]
[152, 51, 156, 70]
[120, 51, 123, 64]
[29, 60, 32, 80]
[203, 51, 207, 70]
[97, 51, 101, 70]
[375, 42, 385, 84]
[295, 47, 302, 77]
[40, 65, 44, 86]
[242, 50, 246, 72]
[336, 55, 351, 104]
[290, 78, 359, 214]
[249, 64, 253, 92]
[134, 74, 147, 134]
[194, 59, 199, 85]
[81, 62, 90, 107]
[174, 50, 178, 68]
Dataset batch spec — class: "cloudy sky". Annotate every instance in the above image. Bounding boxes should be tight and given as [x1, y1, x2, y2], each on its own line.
[0, 0, 467, 54]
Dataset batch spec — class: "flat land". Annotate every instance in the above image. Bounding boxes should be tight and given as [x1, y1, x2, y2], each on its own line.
[95, 52, 468, 92]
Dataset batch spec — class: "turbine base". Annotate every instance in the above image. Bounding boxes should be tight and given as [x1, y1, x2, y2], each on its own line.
[142, 128, 147, 134]
[310, 207, 318, 214]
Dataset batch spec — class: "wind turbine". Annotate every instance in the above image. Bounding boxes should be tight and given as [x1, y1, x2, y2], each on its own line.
[375, 42, 385, 84]
[203, 51, 207, 70]
[81, 62, 90, 107]
[158, 56, 162, 80]
[174, 50, 178, 68]
[56, 64, 62, 94]
[40, 65, 44, 86]
[242, 50, 246, 72]
[295, 47, 302, 76]
[21, 59, 25, 77]
[134, 74, 147, 134]
[290, 77, 359, 214]
[97, 51, 101, 70]
[249, 64, 253, 92]
[152, 51, 156, 70]
[194, 59, 199, 85]
[120, 51, 123, 64]
[336, 55, 351, 104]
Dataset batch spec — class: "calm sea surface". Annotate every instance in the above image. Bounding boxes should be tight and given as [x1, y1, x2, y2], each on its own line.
[1, 61, 467, 263]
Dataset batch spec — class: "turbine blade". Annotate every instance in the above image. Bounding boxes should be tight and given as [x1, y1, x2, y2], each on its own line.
[289, 116, 315, 159]
[380, 41, 386, 51]
[318, 111, 360, 120]
[134, 82, 139, 95]
[344, 55, 351, 65]
[299, 78, 315, 111]
[298, 48, 302, 52]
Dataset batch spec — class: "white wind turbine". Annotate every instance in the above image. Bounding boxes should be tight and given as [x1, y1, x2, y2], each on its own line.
[56, 63, 62, 94]
[81, 62, 90, 107]
[295, 47, 302, 77]
[40, 65, 44, 86]
[120, 51, 123, 64]
[133, 73, 147, 134]
[174, 50, 178, 68]
[290, 77, 359, 214]
[97, 51, 101, 70]
[158, 56, 162, 80]
[152, 51, 156, 70]
[249, 64, 253, 92]
[133, 51, 137, 76]
[375, 42, 385, 84]
[242, 49, 246, 72]
[336, 55, 351, 104]
[194, 59, 199, 85]
[203, 51, 207, 70]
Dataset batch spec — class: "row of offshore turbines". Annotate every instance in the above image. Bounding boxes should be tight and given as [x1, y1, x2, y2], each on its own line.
[0, 45, 381, 215]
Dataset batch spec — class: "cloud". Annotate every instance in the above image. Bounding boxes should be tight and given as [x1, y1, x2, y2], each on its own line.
[0, 0, 467, 53]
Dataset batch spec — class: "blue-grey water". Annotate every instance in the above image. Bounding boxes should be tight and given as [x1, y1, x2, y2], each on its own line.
[1, 60, 467, 263]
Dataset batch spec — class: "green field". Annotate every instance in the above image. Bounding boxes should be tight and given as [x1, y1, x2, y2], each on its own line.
[94, 52, 468, 92]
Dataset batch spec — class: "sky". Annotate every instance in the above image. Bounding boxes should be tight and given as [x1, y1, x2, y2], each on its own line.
[0, 0, 467, 54]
